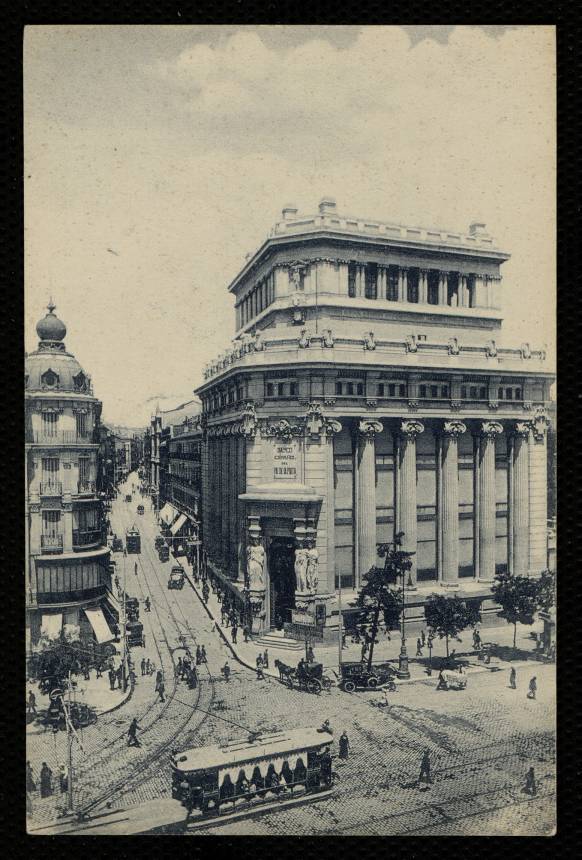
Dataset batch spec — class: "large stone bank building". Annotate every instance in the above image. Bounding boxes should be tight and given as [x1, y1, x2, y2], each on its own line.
[195, 199, 553, 638]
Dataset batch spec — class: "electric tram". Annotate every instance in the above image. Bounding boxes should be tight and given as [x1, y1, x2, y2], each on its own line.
[126, 526, 141, 554]
[171, 728, 335, 819]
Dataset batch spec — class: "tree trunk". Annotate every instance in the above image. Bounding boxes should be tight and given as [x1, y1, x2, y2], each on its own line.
[445, 634, 449, 658]
[513, 622, 517, 650]
[367, 605, 380, 671]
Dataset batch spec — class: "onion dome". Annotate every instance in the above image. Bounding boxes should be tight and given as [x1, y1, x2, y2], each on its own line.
[36, 299, 67, 343]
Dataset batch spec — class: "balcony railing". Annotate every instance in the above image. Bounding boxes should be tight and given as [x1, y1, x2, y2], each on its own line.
[39, 481, 63, 496]
[28, 431, 96, 445]
[40, 534, 64, 553]
[76, 480, 96, 494]
[72, 528, 103, 548]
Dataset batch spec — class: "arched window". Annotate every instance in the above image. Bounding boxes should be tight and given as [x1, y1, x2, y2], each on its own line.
[73, 371, 86, 391]
[41, 368, 59, 387]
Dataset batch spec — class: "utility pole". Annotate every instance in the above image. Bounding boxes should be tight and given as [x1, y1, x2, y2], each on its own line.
[337, 577, 343, 670]
[66, 671, 74, 813]
[121, 550, 127, 691]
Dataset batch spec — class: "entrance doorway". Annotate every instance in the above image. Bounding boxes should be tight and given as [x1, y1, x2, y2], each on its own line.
[268, 537, 296, 628]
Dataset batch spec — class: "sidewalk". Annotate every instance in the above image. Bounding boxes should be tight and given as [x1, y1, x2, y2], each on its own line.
[180, 559, 548, 686]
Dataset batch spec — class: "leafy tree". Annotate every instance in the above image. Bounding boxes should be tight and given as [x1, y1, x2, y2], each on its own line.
[491, 573, 541, 649]
[355, 534, 412, 670]
[536, 569, 556, 613]
[424, 593, 481, 658]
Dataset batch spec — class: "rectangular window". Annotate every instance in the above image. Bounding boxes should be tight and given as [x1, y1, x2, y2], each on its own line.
[289, 382, 298, 396]
[348, 263, 357, 298]
[364, 263, 377, 299]
[78, 457, 90, 482]
[42, 457, 59, 476]
[356, 383, 364, 396]
[377, 383, 384, 397]
[42, 412, 58, 436]
[506, 387, 513, 400]
[480, 386, 487, 400]
[498, 387, 504, 400]
[430, 385, 438, 398]
[470, 386, 478, 398]
[42, 510, 61, 535]
[388, 384, 395, 397]
[461, 386, 467, 399]
[277, 383, 285, 397]
[237, 387, 243, 401]
[335, 382, 342, 395]
[75, 412, 87, 437]
[407, 270, 419, 303]
[419, 385, 427, 398]
[515, 388, 522, 400]
[427, 271, 439, 305]
[398, 384, 406, 397]
[441, 385, 449, 398]
[347, 382, 354, 396]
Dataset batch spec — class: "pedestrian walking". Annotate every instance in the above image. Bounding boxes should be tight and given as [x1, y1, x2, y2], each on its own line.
[222, 661, 231, 682]
[59, 764, 69, 794]
[27, 690, 37, 716]
[155, 669, 163, 691]
[127, 718, 141, 747]
[256, 665, 265, 680]
[196, 646, 202, 666]
[256, 654, 263, 670]
[116, 665, 123, 690]
[528, 676, 537, 700]
[83, 662, 90, 681]
[108, 668, 116, 691]
[26, 761, 36, 793]
[176, 657, 183, 679]
[524, 766, 537, 796]
[509, 667, 517, 689]
[96, 662, 103, 678]
[134, 562, 138, 576]
[40, 762, 53, 797]
[418, 749, 432, 785]
[243, 626, 250, 643]
[307, 645, 315, 663]
[157, 679, 166, 703]
[263, 649, 269, 669]
[339, 731, 350, 759]
[145, 597, 151, 612]
[381, 686, 391, 707]
[141, 658, 147, 677]
[416, 638, 423, 657]
[420, 629, 426, 648]
[200, 646, 207, 664]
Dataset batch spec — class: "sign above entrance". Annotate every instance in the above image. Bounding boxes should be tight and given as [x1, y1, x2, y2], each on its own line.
[291, 608, 316, 626]
[272, 440, 299, 481]
[284, 622, 324, 642]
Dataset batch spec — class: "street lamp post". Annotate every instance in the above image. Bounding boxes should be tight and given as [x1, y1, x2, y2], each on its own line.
[397, 564, 411, 680]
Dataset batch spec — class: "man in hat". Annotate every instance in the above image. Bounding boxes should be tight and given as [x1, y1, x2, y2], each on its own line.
[418, 749, 432, 786]
[127, 718, 141, 747]
[339, 731, 350, 760]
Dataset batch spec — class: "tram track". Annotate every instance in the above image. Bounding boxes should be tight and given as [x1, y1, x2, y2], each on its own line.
[74, 479, 216, 816]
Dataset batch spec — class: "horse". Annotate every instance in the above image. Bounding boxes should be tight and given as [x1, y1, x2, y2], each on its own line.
[274, 659, 295, 683]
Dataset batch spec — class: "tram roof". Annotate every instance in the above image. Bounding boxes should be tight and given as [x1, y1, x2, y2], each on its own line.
[171, 728, 332, 773]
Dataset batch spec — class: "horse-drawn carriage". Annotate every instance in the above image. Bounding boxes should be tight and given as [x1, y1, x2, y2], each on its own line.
[274, 659, 333, 695]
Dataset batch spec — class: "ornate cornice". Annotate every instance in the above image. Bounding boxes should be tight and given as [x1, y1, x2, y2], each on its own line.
[480, 421, 503, 439]
[261, 418, 304, 441]
[400, 419, 424, 439]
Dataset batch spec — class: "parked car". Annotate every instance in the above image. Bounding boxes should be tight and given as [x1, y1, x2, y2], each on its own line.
[339, 661, 396, 693]
[168, 567, 185, 590]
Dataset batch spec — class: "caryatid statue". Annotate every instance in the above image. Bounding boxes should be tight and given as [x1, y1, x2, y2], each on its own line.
[247, 538, 265, 589]
[294, 546, 309, 594]
[305, 540, 319, 594]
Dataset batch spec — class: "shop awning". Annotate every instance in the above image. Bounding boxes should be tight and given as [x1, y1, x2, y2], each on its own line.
[84, 607, 115, 644]
[159, 503, 176, 525]
[41, 613, 63, 640]
[170, 513, 188, 536]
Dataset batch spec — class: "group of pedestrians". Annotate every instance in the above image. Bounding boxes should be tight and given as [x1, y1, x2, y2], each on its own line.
[508, 667, 538, 700]
[176, 655, 199, 688]
[140, 657, 157, 677]
[26, 760, 68, 800]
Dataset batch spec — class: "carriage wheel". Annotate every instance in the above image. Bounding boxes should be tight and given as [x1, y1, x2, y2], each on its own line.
[307, 679, 321, 695]
[343, 679, 356, 693]
[284, 675, 294, 688]
[367, 676, 379, 689]
[321, 677, 332, 691]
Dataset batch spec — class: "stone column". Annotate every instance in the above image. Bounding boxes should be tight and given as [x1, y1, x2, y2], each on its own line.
[357, 265, 365, 298]
[478, 421, 503, 582]
[398, 420, 424, 586]
[419, 269, 428, 304]
[512, 422, 531, 577]
[438, 271, 448, 305]
[397, 267, 406, 302]
[459, 275, 468, 307]
[441, 421, 467, 586]
[377, 266, 386, 300]
[355, 419, 383, 583]
[529, 411, 549, 575]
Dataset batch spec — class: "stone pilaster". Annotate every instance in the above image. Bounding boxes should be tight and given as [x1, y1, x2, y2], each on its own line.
[438, 271, 448, 305]
[397, 267, 406, 302]
[478, 421, 503, 582]
[419, 269, 428, 304]
[355, 419, 383, 583]
[512, 422, 531, 577]
[377, 266, 387, 300]
[529, 411, 549, 576]
[398, 419, 424, 586]
[441, 421, 467, 586]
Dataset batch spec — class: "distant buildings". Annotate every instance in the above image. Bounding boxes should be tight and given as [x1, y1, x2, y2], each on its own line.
[25, 303, 115, 653]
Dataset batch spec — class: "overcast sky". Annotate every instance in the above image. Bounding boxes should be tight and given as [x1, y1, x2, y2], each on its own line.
[24, 25, 555, 426]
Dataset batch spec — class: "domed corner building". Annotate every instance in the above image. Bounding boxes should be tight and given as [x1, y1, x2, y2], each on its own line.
[25, 301, 117, 655]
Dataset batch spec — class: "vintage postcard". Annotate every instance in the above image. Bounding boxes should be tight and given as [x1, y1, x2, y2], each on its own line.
[25, 25, 556, 836]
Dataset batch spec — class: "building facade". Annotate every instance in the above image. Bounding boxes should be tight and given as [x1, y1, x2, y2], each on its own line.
[25, 303, 114, 652]
[195, 200, 554, 638]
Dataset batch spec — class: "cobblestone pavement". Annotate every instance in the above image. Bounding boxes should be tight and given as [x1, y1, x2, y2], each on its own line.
[27, 472, 556, 836]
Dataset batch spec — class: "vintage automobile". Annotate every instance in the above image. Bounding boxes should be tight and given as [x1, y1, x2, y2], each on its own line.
[125, 493, 132, 503]
[126, 620, 145, 648]
[125, 596, 140, 622]
[158, 544, 170, 563]
[111, 535, 124, 553]
[338, 661, 396, 693]
[168, 567, 186, 590]
[155, 536, 165, 550]
[137, 504, 145, 515]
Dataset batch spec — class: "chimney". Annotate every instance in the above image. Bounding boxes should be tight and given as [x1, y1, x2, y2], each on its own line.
[469, 222, 488, 237]
[318, 196, 337, 216]
[282, 204, 299, 221]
